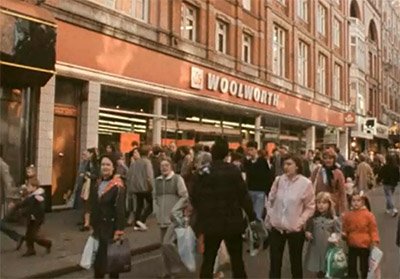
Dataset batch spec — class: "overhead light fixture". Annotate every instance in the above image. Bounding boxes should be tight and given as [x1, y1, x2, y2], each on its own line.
[99, 124, 131, 131]
[185, 117, 201, 122]
[99, 112, 147, 123]
[99, 119, 131, 127]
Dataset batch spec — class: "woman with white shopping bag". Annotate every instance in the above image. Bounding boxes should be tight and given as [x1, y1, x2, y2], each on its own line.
[154, 158, 189, 277]
[89, 155, 126, 279]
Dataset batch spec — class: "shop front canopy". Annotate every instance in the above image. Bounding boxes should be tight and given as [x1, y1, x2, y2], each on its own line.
[0, 0, 57, 87]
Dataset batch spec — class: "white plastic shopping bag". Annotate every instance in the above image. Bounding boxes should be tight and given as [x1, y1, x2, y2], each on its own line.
[80, 236, 99, 269]
[367, 246, 383, 279]
[175, 226, 196, 272]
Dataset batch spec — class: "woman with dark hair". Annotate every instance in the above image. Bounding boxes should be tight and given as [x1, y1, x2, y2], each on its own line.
[79, 148, 99, 231]
[311, 149, 347, 215]
[377, 154, 399, 217]
[266, 153, 315, 279]
[90, 155, 125, 279]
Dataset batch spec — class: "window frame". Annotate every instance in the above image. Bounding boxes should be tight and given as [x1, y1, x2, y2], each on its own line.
[181, 2, 198, 42]
[317, 3, 326, 35]
[215, 20, 228, 54]
[317, 53, 327, 95]
[272, 25, 286, 77]
[242, 32, 252, 64]
[131, 0, 149, 22]
[297, 0, 308, 22]
[333, 18, 341, 47]
[242, 0, 251, 11]
[297, 40, 308, 87]
[333, 63, 342, 100]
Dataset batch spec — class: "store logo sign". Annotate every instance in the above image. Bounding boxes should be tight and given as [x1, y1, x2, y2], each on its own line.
[343, 112, 356, 127]
[190, 67, 204, 90]
[190, 66, 279, 107]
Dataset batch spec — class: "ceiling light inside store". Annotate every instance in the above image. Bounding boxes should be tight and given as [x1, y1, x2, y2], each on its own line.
[134, 129, 146, 133]
[185, 117, 201, 122]
[222, 121, 240, 127]
[99, 119, 131, 127]
[98, 128, 122, 134]
[98, 131, 113, 135]
[241, 124, 255, 129]
[99, 112, 147, 123]
[99, 124, 131, 131]
[202, 118, 220, 124]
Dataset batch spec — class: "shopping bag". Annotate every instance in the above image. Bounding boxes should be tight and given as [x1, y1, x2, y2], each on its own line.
[161, 243, 188, 275]
[107, 239, 132, 274]
[325, 245, 348, 278]
[175, 226, 196, 272]
[80, 177, 91, 201]
[367, 246, 383, 279]
[80, 236, 99, 269]
[217, 241, 230, 266]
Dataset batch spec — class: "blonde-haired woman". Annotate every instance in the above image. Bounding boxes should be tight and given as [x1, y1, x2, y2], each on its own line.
[304, 192, 341, 277]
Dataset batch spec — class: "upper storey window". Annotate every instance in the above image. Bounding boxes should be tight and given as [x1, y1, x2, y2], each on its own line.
[181, 3, 198, 42]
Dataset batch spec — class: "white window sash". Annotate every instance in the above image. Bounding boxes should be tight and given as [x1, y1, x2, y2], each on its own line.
[215, 21, 227, 53]
[132, 0, 148, 22]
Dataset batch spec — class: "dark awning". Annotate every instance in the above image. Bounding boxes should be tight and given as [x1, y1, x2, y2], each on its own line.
[0, 0, 57, 87]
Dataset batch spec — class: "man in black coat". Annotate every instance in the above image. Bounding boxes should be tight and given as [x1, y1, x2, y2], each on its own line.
[191, 137, 255, 278]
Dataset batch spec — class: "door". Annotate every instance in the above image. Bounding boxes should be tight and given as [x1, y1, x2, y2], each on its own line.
[52, 112, 77, 205]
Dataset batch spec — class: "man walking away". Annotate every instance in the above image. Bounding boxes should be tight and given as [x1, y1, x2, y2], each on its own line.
[191, 137, 255, 278]
[126, 145, 154, 231]
[243, 141, 273, 221]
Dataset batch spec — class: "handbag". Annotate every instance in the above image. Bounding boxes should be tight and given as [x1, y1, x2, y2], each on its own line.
[80, 236, 99, 269]
[107, 239, 132, 274]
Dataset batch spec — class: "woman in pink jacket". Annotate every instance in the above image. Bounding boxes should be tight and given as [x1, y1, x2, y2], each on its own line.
[266, 154, 315, 279]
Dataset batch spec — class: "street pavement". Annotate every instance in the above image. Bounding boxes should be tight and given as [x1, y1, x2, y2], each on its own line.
[0, 210, 160, 279]
[1, 186, 399, 278]
[55, 186, 399, 279]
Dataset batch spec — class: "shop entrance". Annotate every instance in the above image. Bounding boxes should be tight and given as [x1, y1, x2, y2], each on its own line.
[52, 111, 78, 205]
[51, 77, 81, 206]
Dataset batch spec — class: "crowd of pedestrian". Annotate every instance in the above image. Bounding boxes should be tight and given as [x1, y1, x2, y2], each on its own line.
[1, 139, 399, 278]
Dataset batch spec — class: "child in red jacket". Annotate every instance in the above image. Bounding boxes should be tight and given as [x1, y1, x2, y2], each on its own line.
[342, 190, 380, 279]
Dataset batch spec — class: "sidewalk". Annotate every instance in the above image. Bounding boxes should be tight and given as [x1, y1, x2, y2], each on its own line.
[0, 210, 160, 279]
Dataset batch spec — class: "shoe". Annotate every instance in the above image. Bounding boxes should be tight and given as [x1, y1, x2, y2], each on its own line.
[16, 237, 24, 251]
[136, 221, 148, 231]
[22, 250, 36, 257]
[133, 226, 141, 231]
[46, 242, 52, 254]
[385, 209, 391, 214]
[392, 208, 398, 217]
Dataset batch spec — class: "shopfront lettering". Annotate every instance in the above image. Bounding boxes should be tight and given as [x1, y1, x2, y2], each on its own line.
[205, 73, 279, 107]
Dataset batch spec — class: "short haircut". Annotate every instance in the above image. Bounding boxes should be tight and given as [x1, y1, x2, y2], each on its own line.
[211, 137, 229, 161]
[300, 148, 307, 156]
[27, 177, 40, 188]
[282, 153, 303, 175]
[139, 145, 151, 156]
[246, 141, 258, 149]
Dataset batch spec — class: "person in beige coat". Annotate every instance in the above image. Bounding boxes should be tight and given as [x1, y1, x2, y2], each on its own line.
[355, 153, 374, 191]
[311, 149, 347, 215]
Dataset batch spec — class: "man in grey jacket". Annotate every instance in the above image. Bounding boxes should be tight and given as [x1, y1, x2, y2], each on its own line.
[126, 145, 154, 231]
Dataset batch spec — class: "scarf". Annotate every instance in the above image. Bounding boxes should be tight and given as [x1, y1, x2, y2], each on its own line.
[323, 164, 337, 189]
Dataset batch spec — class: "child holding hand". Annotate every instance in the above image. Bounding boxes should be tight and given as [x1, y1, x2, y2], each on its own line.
[305, 192, 341, 278]
[342, 190, 380, 279]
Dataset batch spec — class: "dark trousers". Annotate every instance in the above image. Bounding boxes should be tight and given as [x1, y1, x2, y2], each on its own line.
[25, 220, 51, 252]
[348, 247, 370, 279]
[200, 233, 246, 279]
[134, 192, 153, 224]
[269, 228, 305, 279]
[0, 219, 23, 242]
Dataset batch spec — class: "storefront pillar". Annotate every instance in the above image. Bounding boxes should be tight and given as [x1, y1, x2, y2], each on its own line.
[255, 115, 261, 149]
[80, 81, 100, 154]
[36, 77, 56, 185]
[152, 97, 162, 145]
[305, 126, 316, 151]
[339, 129, 349, 159]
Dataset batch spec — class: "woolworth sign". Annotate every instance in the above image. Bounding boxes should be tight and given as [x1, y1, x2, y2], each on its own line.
[190, 66, 279, 107]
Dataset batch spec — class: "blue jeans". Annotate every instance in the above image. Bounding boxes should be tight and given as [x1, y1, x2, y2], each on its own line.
[383, 184, 396, 210]
[249, 191, 265, 221]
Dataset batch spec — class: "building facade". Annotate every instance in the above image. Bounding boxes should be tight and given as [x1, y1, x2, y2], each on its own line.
[2, 0, 398, 207]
